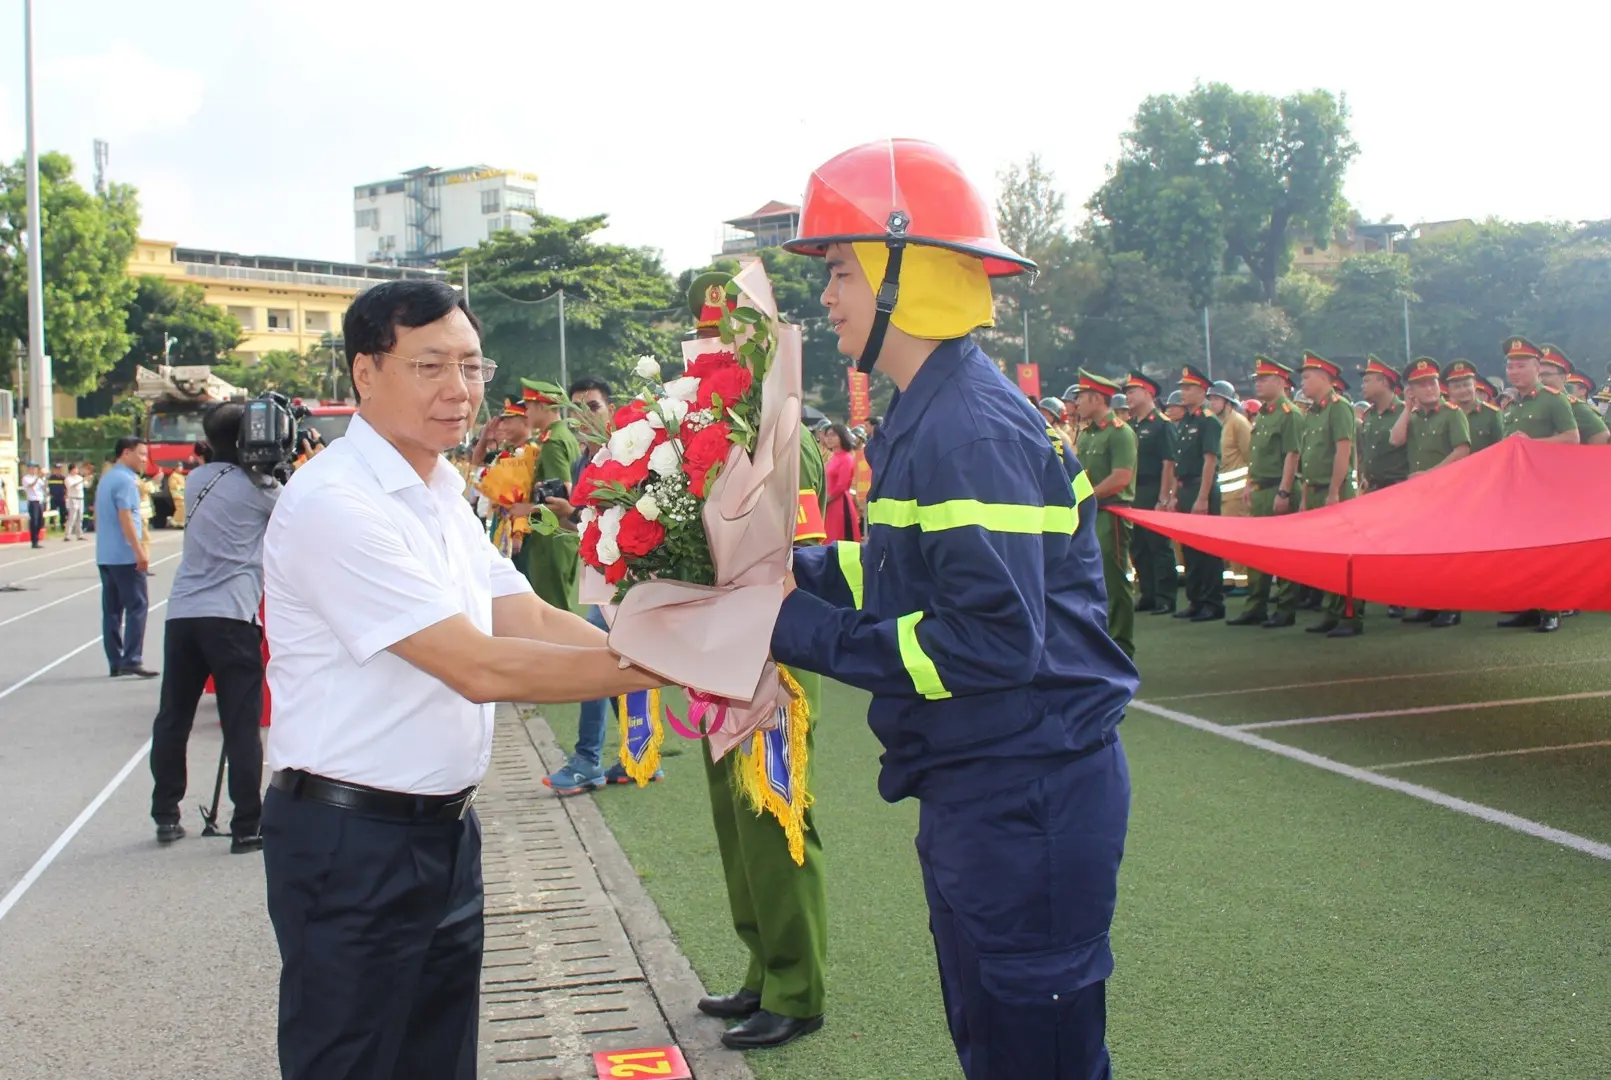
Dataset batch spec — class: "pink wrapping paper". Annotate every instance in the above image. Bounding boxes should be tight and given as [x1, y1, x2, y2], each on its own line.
[580, 260, 802, 759]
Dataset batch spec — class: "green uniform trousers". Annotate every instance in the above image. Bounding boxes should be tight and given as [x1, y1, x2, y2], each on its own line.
[1096, 507, 1135, 658]
[1302, 483, 1361, 628]
[702, 669, 827, 1020]
[1130, 481, 1176, 609]
[1176, 479, 1224, 611]
[1242, 487, 1297, 618]
[524, 532, 578, 612]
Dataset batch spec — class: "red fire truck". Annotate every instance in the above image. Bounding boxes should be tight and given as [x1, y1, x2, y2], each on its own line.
[136, 365, 242, 527]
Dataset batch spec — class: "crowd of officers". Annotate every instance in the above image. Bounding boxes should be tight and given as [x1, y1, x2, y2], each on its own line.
[1037, 336, 1606, 656]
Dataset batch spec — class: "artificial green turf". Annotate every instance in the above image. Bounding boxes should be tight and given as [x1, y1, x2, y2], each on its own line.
[542, 612, 1611, 1078]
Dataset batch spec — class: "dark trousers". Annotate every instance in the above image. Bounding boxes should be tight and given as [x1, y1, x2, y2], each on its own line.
[99, 564, 149, 671]
[263, 787, 484, 1080]
[917, 743, 1130, 1080]
[1130, 482, 1176, 609]
[27, 499, 44, 545]
[1176, 480, 1224, 612]
[149, 617, 266, 837]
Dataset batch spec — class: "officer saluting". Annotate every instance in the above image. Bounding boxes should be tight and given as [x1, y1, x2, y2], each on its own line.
[1170, 364, 1224, 623]
[1072, 370, 1139, 658]
[1124, 372, 1178, 615]
[1443, 359, 1504, 452]
[1227, 357, 1303, 629]
[1296, 352, 1362, 638]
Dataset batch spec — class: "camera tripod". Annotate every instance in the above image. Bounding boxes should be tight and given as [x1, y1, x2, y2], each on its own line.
[197, 743, 230, 838]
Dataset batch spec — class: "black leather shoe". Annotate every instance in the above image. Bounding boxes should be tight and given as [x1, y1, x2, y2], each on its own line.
[1497, 611, 1540, 628]
[698, 988, 762, 1020]
[156, 823, 186, 844]
[119, 665, 160, 679]
[1226, 611, 1266, 627]
[1429, 611, 1461, 628]
[1172, 606, 1201, 620]
[1401, 610, 1436, 624]
[1305, 619, 1339, 634]
[1387, 605, 1406, 618]
[720, 1010, 823, 1051]
[1298, 596, 1324, 612]
[1327, 623, 1363, 638]
[1190, 606, 1225, 623]
[1135, 599, 1160, 615]
[1261, 613, 1296, 629]
[230, 834, 264, 855]
[1149, 604, 1177, 616]
[1537, 614, 1561, 633]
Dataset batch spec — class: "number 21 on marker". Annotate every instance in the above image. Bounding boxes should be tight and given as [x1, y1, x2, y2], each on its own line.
[592, 1046, 691, 1080]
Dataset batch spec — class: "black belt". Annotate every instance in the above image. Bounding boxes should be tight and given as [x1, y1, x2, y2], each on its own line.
[1249, 477, 1282, 488]
[270, 769, 479, 822]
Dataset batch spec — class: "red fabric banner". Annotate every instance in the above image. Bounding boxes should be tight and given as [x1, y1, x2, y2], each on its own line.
[847, 369, 871, 427]
[1112, 440, 1611, 611]
[1017, 363, 1042, 399]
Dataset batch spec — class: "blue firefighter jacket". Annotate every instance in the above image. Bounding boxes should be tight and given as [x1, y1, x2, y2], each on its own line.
[772, 336, 1140, 804]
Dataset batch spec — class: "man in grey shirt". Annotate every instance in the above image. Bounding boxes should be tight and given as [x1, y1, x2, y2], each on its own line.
[148, 402, 282, 851]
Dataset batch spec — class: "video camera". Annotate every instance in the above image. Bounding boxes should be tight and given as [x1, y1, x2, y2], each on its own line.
[238, 391, 311, 483]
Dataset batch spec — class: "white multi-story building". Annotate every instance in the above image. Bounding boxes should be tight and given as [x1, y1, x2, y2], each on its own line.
[352, 165, 540, 266]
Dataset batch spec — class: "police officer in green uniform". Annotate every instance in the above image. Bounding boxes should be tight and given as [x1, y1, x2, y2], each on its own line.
[1357, 355, 1409, 495]
[1565, 368, 1611, 445]
[518, 378, 581, 611]
[1390, 357, 1473, 628]
[699, 426, 830, 1048]
[1297, 352, 1362, 638]
[1538, 345, 1611, 446]
[1124, 371, 1178, 614]
[1498, 336, 1579, 633]
[1227, 357, 1303, 628]
[1073, 369, 1139, 657]
[1171, 364, 1224, 622]
[1444, 359, 1504, 452]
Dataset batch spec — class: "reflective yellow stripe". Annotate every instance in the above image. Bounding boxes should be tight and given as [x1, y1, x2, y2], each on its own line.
[896, 612, 951, 700]
[867, 498, 1077, 534]
[1073, 470, 1095, 506]
[836, 541, 864, 609]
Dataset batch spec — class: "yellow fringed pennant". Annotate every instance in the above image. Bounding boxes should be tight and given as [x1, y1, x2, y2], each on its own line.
[616, 689, 663, 786]
[735, 666, 813, 866]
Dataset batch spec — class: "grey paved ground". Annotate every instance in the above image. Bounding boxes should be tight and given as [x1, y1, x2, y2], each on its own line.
[0, 533, 744, 1079]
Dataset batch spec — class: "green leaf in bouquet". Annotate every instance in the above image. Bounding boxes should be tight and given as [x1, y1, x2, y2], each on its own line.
[529, 504, 565, 536]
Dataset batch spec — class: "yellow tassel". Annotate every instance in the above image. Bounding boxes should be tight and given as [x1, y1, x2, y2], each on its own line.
[616, 689, 663, 787]
[735, 667, 813, 867]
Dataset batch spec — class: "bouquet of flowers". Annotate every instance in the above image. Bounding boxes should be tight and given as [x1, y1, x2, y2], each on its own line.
[475, 445, 538, 557]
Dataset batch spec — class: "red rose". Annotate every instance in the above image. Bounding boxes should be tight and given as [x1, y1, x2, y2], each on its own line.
[605, 559, 629, 584]
[578, 519, 602, 568]
[614, 508, 666, 558]
[685, 351, 737, 381]
[681, 421, 733, 496]
[613, 399, 651, 430]
[696, 364, 753, 412]
[572, 455, 649, 505]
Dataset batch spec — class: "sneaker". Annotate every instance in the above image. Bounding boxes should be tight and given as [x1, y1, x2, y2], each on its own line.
[541, 761, 607, 796]
[603, 762, 664, 785]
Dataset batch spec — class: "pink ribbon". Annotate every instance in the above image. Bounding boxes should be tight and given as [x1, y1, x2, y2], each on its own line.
[666, 691, 726, 740]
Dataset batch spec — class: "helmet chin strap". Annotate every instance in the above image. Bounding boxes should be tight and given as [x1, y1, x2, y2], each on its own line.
[855, 212, 909, 376]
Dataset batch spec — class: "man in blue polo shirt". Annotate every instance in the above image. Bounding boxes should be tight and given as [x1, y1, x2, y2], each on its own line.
[96, 437, 158, 678]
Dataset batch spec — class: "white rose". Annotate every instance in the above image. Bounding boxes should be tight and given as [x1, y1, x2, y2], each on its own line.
[578, 506, 597, 530]
[599, 505, 625, 540]
[591, 445, 612, 467]
[606, 418, 657, 466]
[648, 439, 682, 478]
[635, 493, 661, 522]
[596, 535, 621, 565]
[646, 395, 688, 431]
[663, 376, 700, 403]
[634, 356, 661, 380]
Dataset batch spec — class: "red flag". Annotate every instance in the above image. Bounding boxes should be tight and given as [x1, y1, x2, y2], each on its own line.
[847, 369, 871, 426]
[1017, 363, 1042, 399]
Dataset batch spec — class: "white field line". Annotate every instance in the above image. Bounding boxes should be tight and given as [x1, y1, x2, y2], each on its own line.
[1130, 699, 1611, 863]
[0, 542, 85, 570]
[1370, 740, 1611, 771]
[0, 599, 169, 703]
[1150, 656, 1611, 702]
[1235, 690, 1611, 731]
[0, 552, 181, 630]
[13, 546, 181, 585]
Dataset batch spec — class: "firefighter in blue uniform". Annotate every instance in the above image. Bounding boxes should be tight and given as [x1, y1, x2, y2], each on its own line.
[770, 139, 1138, 1080]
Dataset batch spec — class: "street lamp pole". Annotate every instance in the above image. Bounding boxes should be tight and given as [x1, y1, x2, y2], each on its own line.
[23, 0, 52, 467]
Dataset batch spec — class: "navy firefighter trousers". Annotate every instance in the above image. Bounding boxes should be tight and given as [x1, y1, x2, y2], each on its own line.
[916, 740, 1130, 1080]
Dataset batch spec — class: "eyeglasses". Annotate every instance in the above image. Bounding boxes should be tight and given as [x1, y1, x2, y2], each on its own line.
[378, 352, 499, 384]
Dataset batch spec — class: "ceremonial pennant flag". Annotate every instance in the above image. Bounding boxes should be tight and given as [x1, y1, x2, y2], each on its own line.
[736, 666, 813, 866]
[847, 369, 872, 426]
[616, 689, 663, 786]
[1017, 362, 1042, 398]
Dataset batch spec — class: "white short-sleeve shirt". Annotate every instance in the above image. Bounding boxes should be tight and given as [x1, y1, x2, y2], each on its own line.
[264, 414, 533, 794]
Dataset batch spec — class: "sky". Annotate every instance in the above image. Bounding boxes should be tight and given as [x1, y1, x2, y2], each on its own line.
[0, 0, 1606, 276]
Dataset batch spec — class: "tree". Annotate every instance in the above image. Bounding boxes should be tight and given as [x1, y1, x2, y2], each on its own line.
[1305, 254, 1416, 366]
[1092, 84, 1358, 303]
[1071, 252, 1203, 384]
[987, 155, 1076, 372]
[0, 152, 141, 394]
[213, 349, 329, 398]
[1530, 233, 1611, 371]
[1206, 302, 1299, 376]
[79, 275, 243, 415]
[447, 213, 679, 406]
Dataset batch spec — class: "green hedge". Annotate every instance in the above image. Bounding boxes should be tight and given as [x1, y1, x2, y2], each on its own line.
[52, 415, 138, 464]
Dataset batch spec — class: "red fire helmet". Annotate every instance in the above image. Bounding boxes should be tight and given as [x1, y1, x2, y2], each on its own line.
[784, 139, 1036, 277]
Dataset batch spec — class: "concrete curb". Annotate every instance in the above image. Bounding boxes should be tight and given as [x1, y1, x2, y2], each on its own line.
[520, 711, 754, 1080]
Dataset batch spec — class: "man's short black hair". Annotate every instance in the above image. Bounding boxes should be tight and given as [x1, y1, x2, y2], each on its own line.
[568, 375, 613, 400]
[342, 281, 481, 400]
[112, 436, 144, 459]
[203, 402, 245, 465]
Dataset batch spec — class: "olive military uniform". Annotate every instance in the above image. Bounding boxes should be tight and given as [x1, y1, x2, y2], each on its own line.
[1129, 405, 1178, 612]
[1299, 391, 1360, 632]
[1502, 386, 1576, 440]
[1238, 394, 1302, 621]
[1463, 400, 1505, 452]
[1570, 398, 1608, 442]
[1358, 398, 1409, 490]
[1172, 400, 1224, 616]
[525, 421, 582, 610]
[703, 427, 828, 1021]
[1078, 406, 1139, 658]
[1406, 400, 1471, 475]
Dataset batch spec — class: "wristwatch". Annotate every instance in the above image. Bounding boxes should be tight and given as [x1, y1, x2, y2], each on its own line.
[1277, 489, 1292, 499]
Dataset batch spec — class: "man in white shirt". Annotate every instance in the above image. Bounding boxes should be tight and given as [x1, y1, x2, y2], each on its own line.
[263, 281, 661, 1080]
[21, 462, 46, 547]
[64, 463, 87, 540]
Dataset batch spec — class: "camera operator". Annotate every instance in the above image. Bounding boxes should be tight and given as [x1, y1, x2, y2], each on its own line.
[147, 402, 281, 852]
